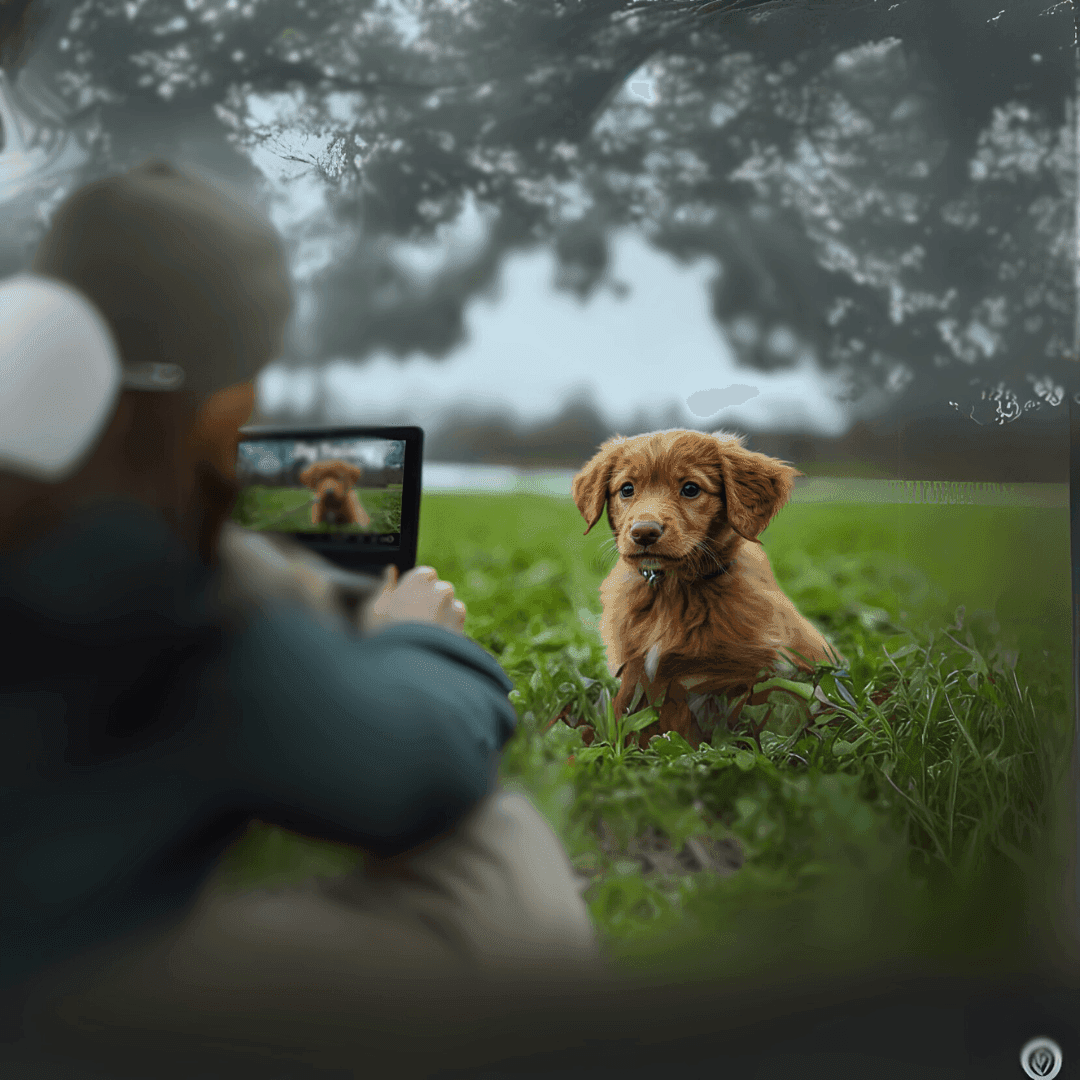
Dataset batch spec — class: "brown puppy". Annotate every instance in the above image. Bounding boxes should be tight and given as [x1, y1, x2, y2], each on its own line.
[572, 429, 843, 746]
[298, 459, 371, 529]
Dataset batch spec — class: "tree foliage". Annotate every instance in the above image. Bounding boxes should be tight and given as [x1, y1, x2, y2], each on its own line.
[1, 0, 1076, 420]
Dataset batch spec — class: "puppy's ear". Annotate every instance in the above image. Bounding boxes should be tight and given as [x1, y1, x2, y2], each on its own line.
[301, 462, 333, 487]
[572, 438, 623, 536]
[346, 464, 363, 486]
[718, 442, 800, 542]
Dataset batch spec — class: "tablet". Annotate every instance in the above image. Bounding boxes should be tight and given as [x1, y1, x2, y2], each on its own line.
[233, 424, 423, 579]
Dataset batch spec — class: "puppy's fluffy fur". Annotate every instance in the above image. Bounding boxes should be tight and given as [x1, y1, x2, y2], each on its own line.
[572, 429, 842, 746]
[298, 460, 371, 529]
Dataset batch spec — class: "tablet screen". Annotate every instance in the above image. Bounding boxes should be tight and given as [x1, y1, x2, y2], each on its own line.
[233, 434, 404, 546]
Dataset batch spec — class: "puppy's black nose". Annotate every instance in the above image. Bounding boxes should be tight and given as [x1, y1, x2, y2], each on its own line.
[630, 521, 663, 547]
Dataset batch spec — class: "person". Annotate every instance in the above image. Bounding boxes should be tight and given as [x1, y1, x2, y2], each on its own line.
[0, 160, 599, 1077]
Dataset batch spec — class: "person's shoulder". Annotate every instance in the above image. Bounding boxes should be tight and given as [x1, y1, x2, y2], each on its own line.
[214, 523, 343, 623]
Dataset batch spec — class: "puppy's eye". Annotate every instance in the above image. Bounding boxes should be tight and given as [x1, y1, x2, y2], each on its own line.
[681, 482, 701, 498]
[619, 483, 634, 498]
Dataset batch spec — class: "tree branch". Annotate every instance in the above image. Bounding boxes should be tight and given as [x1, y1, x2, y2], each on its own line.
[0, 0, 46, 72]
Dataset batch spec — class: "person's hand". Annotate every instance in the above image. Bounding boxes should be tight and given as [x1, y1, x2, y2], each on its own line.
[362, 564, 468, 636]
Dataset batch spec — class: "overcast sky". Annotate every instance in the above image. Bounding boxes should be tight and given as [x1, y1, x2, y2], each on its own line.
[250, 95, 855, 439]
[258, 220, 855, 437]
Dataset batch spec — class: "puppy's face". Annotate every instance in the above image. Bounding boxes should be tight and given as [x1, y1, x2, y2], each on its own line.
[299, 460, 363, 503]
[571, 429, 798, 577]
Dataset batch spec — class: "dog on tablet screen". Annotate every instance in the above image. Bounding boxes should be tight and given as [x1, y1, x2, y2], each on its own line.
[572, 429, 843, 747]
[298, 460, 371, 529]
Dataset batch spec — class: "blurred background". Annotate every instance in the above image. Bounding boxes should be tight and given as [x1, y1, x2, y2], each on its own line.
[0, 0, 1076, 488]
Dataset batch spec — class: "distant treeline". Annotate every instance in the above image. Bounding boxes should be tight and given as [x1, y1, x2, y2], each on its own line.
[420, 401, 1070, 484]
[255, 394, 1070, 484]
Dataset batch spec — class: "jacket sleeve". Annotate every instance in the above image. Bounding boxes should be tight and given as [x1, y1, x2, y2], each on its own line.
[209, 602, 519, 858]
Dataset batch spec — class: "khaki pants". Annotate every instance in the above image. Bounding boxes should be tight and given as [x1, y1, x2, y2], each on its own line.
[17, 788, 601, 1078]
[9, 531, 601, 1076]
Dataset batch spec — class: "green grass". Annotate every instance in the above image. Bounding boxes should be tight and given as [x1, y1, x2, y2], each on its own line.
[231, 483, 402, 534]
[219, 492, 1073, 979]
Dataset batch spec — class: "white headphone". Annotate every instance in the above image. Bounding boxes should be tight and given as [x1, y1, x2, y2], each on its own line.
[0, 273, 186, 483]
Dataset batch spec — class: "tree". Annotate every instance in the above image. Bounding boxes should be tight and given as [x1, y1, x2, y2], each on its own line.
[0, 0, 1075, 423]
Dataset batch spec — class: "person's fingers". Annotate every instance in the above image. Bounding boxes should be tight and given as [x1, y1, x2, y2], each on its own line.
[431, 581, 454, 619]
[376, 565, 398, 601]
[379, 565, 397, 595]
[366, 566, 470, 633]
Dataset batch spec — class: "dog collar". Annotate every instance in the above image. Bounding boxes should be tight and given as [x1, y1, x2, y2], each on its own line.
[639, 559, 736, 588]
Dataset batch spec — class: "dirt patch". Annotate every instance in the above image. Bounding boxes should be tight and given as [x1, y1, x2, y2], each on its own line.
[572, 820, 744, 895]
[597, 820, 744, 878]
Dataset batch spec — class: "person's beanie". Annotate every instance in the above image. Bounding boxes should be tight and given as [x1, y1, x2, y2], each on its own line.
[31, 157, 293, 410]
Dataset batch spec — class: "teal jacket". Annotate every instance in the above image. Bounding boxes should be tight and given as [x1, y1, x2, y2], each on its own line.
[0, 500, 517, 989]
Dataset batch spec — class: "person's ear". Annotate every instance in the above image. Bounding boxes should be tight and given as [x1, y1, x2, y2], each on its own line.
[190, 381, 256, 479]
